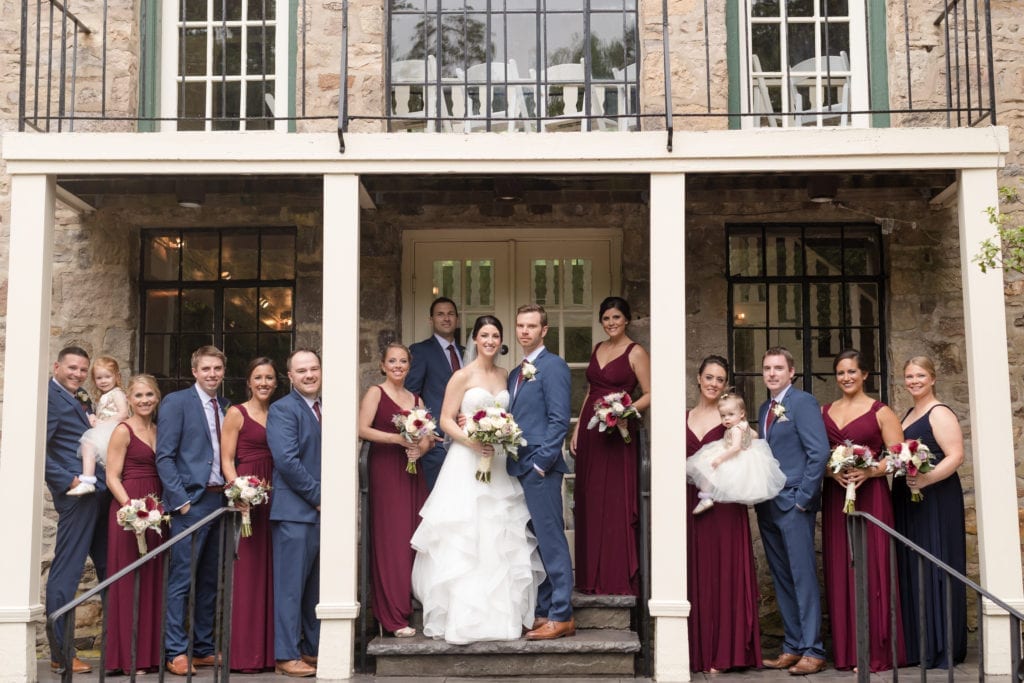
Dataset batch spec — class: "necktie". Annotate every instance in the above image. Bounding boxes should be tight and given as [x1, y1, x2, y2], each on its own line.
[313, 400, 322, 423]
[211, 397, 221, 440]
[447, 344, 460, 371]
[515, 361, 527, 392]
[765, 399, 777, 432]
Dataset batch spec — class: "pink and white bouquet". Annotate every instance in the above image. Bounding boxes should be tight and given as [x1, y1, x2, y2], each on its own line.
[392, 408, 437, 474]
[116, 494, 169, 555]
[224, 476, 272, 537]
[827, 441, 877, 514]
[466, 405, 527, 483]
[586, 391, 640, 443]
[885, 439, 935, 502]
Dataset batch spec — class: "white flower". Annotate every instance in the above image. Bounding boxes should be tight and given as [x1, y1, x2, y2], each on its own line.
[521, 360, 538, 381]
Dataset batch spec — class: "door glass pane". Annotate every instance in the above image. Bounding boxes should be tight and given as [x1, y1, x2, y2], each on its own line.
[769, 284, 802, 325]
[563, 313, 593, 364]
[806, 231, 842, 275]
[225, 287, 258, 331]
[224, 333, 258, 378]
[812, 328, 841, 373]
[182, 233, 219, 280]
[810, 283, 841, 326]
[845, 283, 879, 326]
[844, 229, 880, 274]
[261, 232, 296, 279]
[733, 283, 766, 327]
[531, 260, 562, 305]
[144, 335, 177, 379]
[145, 235, 182, 280]
[259, 287, 294, 331]
[729, 230, 764, 276]
[222, 232, 259, 280]
[765, 228, 802, 276]
[733, 328, 768, 372]
[146, 290, 180, 332]
[182, 289, 215, 332]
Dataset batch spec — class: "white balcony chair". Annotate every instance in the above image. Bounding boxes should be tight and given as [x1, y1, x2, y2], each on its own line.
[609, 63, 638, 131]
[789, 51, 850, 127]
[533, 59, 601, 131]
[750, 54, 783, 128]
[454, 60, 530, 132]
[390, 55, 448, 132]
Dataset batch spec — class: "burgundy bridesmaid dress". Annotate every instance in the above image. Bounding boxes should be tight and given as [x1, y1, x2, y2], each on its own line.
[105, 424, 166, 673]
[821, 400, 906, 671]
[228, 405, 276, 671]
[369, 386, 429, 633]
[574, 342, 640, 596]
[686, 418, 762, 672]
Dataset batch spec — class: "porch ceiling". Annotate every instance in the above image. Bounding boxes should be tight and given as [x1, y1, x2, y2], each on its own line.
[54, 170, 955, 211]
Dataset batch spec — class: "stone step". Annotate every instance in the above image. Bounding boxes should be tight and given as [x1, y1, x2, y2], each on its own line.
[369, 628, 641, 677]
[407, 592, 636, 631]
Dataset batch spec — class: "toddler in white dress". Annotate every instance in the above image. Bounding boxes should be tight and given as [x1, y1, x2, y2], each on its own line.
[686, 392, 786, 514]
[69, 356, 129, 496]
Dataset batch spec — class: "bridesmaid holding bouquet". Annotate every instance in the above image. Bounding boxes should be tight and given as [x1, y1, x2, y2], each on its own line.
[820, 349, 905, 672]
[220, 357, 279, 671]
[570, 297, 651, 596]
[104, 375, 166, 674]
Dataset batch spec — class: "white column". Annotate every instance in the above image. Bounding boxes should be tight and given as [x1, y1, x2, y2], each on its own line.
[0, 175, 56, 682]
[957, 167, 1024, 674]
[316, 174, 361, 680]
[647, 172, 690, 681]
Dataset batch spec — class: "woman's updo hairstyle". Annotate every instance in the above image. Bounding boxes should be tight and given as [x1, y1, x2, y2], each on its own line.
[471, 315, 503, 340]
[599, 296, 632, 321]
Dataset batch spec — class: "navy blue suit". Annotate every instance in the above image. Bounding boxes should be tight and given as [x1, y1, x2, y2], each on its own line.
[45, 379, 109, 661]
[155, 385, 229, 658]
[755, 385, 830, 660]
[406, 336, 463, 490]
[507, 349, 574, 621]
[267, 389, 322, 661]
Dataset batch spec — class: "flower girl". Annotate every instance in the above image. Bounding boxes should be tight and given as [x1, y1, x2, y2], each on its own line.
[69, 356, 129, 496]
[686, 391, 786, 514]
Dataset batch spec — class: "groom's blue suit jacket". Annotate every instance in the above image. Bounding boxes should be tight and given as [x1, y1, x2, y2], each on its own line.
[506, 348, 571, 476]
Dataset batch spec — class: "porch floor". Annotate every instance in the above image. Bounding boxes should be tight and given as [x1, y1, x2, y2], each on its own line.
[35, 659, 1014, 681]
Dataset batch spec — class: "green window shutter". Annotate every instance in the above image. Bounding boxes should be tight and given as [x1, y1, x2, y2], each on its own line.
[138, 0, 160, 132]
[867, 0, 890, 128]
[726, 0, 740, 130]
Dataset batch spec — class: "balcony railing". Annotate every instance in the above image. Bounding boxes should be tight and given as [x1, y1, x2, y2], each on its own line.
[18, 0, 996, 145]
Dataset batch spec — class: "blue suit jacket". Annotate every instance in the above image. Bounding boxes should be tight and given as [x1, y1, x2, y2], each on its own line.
[406, 336, 463, 434]
[267, 389, 322, 523]
[155, 386, 229, 511]
[759, 385, 830, 512]
[506, 349, 571, 476]
[46, 379, 106, 506]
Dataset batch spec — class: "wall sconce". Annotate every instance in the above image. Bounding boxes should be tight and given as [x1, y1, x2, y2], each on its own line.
[734, 311, 747, 323]
[807, 176, 839, 204]
[175, 179, 206, 209]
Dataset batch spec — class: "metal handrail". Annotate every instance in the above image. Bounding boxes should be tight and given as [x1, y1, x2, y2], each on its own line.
[846, 510, 1024, 682]
[356, 441, 371, 672]
[635, 424, 653, 676]
[48, 506, 240, 683]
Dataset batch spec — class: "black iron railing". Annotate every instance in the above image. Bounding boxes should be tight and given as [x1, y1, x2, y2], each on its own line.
[635, 425, 652, 676]
[846, 511, 1024, 682]
[48, 506, 240, 683]
[18, 0, 997, 141]
[356, 440, 372, 672]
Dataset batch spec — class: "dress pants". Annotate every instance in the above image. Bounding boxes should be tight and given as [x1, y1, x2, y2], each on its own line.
[165, 492, 223, 658]
[519, 469, 573, 622]
[272, 520, 321, 660]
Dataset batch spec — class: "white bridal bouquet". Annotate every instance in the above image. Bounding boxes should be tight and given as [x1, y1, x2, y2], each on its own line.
[465, 405, 527, 483]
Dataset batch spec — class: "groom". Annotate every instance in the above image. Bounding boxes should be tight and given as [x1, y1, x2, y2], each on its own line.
[507, 303, 576, 640]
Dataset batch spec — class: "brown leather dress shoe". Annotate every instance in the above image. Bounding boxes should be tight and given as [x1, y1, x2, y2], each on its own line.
[300, 654, 318, 667]
[50, 657, 92, 674]
[525, 617, 576, 640]
[788, 656, 827, 675]
[276, 659, 317, 677]
[762, 653, 802, 669]
[165, 655, 196, 676]
[192, 653, 221, 667]
[531, 617, 550, 630]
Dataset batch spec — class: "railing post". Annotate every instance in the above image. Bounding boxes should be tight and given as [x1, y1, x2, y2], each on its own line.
[850, 514, 870, 681]
[636, 426, 652, 676]
[358, 442, 371, 672]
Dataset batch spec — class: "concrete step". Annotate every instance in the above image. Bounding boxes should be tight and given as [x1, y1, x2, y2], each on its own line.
[368, 628, 640, 677]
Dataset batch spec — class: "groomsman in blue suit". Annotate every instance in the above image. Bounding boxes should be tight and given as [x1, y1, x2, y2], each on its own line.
[507, 304, 576, 640]
[267, 349, 322, 677]
[756, 347, 830, 675]
[45, 346, 107, 674]
[155, 346, 229, 676]
[406, 297, 463, 490]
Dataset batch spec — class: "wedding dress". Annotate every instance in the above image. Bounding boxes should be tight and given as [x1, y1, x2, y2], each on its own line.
[410, 387, 545, 644]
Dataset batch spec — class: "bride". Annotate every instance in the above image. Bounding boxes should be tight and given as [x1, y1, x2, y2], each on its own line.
[411, 315, 545, 644]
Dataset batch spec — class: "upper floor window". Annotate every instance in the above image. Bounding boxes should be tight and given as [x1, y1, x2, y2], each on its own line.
[159, 1, 292, 132]
[741, 0, 868, 128]
[140, 227, 296, 402]
[387, 0, 639, 132]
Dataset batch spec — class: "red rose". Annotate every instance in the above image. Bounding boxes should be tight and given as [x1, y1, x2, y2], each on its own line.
[248, 476, 260, 486]
[145, 496, 159, 510]
[907, 439, 919, 453]
[621, 393, 632, 407]
[473, 410, 486, 421]
[890, 443, 903, 454]
[412, 419, 424, 429]
[137, 509, 150, 519]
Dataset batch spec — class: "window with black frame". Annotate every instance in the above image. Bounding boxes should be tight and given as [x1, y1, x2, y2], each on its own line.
[140, 228, 296, 403]
[726, 223, 887, 407]
[387, 0, 639, 132]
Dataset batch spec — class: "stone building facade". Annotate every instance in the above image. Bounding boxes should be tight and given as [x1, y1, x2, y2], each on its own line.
[0, 0, 1022, 679]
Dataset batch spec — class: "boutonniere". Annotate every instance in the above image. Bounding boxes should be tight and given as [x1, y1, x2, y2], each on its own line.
[521, 360, 538, 382]
[771, 402, 789, 422]
[75, 388, 93, 411]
